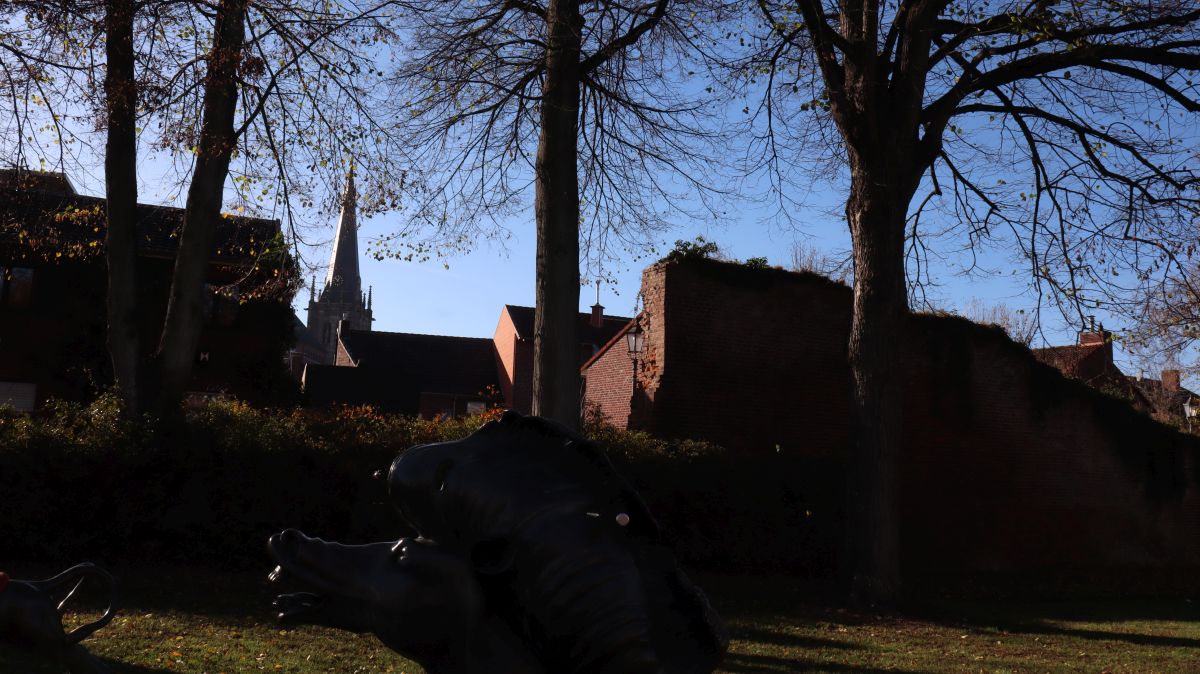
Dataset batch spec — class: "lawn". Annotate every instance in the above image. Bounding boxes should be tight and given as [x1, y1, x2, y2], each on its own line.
[2, 565, 1198, 673]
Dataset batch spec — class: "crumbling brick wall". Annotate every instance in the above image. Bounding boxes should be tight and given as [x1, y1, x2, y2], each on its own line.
[582, 257, 1200, 593]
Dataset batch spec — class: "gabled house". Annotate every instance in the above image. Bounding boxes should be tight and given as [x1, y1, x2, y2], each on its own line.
[1030, 330, 1200, 429]
[302, 304, 631, 418]
[0, 169, 298, 409]
[1129, 369, 1200, 430]
[493, 304, 631, 414]
[1031, 330, 1144, 402]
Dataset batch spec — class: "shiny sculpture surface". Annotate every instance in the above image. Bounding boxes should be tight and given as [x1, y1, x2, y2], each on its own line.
[0, 563, 117, 674]
[269, 412, 727, 674]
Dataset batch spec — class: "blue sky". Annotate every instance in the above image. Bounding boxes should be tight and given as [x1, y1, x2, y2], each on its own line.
[54, 142, 1106, 367]
[307, 173, 1057, 342]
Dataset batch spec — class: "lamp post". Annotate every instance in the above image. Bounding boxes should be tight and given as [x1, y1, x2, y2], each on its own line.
[626, 321, 645, 396]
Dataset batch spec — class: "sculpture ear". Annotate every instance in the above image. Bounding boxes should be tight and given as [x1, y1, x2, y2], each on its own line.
[470, 538, 514, 575]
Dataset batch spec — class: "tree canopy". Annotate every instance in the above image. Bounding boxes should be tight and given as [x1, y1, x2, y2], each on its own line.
[740, 0, 1200, 602]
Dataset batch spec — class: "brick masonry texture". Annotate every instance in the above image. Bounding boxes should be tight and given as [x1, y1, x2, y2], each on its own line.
[583, 257, 1200, 592]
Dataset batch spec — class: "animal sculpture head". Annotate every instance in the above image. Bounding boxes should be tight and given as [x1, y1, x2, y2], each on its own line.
[270, 412, 726, 674]
[0, 564, 116, 674]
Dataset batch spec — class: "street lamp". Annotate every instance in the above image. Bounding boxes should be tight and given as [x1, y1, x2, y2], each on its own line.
[625, 321, 645, 358]
[626, 321, 645, 397]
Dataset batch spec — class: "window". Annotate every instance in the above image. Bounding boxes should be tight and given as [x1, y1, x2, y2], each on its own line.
[1, 266, 33, 308]
[466, 401, 487, 416]
[0, 382, 36, 412]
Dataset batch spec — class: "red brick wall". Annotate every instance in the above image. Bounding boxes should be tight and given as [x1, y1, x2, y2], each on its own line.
[491, 308, 534, 413]
[334, 338, 354, 366]
[636, 259, 854, 457]
[585, 257, 1200, 590]
[899, 322, 1200, 588]
[492, 309, 518, 407]
[583, 327, 635, 427]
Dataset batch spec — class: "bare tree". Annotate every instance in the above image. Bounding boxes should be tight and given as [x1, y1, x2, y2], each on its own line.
[385, 0, 728, 428]
[1127, 262, 1200, 367]
[4, 0, 407, 415]
[746, 0, 1200, 602]
[790, 240, 852, 282]
[956, 298, 1038, 347]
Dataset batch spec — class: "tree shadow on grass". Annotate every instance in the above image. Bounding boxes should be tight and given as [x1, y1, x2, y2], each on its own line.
[721, 652, 935, 674]
[924, 598, 1200, 650]
[990, 621, 1200, 650]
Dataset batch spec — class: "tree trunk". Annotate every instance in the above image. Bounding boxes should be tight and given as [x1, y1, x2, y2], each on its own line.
[844, 165, 911, 606]
[532, 0, 583, 429]
[103, 0, 141, 417]
[154, 0, 247, 411]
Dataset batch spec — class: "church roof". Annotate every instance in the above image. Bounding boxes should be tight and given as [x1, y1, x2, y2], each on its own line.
[305, 329, 500, 413]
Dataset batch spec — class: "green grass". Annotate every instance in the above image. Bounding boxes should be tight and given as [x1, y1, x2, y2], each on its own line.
[2, 566, 1198, 673]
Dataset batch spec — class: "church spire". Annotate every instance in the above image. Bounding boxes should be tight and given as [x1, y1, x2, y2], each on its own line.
[322, 168, 361, 303]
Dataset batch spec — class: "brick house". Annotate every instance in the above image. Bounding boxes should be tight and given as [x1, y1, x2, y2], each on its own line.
[1031, 330, 1145, 400]
[1129, 369, 1200, 429]
[582, 256, 1200, 591]
[0, 169, 298, 409]
[493, 304, 631, 414]
[1030, 330, 1200, 429]
[303, 304, 630, 418]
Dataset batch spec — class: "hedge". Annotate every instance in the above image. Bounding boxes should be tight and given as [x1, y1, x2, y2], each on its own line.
[0, 397, 839, 574]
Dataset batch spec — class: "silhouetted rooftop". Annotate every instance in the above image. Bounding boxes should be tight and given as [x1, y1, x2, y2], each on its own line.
[0, 170, 280, 265]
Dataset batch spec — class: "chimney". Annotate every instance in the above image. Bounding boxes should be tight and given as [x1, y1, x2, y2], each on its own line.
[1077, 327, 1114, 373]
[590, 303, 604, 329]
[1163, 369, 1181, 393]
[1078, 330, 1110, 346]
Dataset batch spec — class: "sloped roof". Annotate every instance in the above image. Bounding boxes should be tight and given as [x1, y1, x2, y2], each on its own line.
[1031, 342, 1149, 407]
[0, 168, 77, 195]
[307, 329, 500, 413]
[503, 304, 631, 346]
[0, 170, 281, 265]
[1129, 376, 1199, 417]
[1031, 343, 1112, 381]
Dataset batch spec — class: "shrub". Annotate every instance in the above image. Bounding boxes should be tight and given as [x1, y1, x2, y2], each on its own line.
[1, 400, 825, 574]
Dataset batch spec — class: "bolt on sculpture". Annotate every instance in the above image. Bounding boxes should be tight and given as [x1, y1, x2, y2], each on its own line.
[0, 563, 117, 674]
[269, 411, 727, 674]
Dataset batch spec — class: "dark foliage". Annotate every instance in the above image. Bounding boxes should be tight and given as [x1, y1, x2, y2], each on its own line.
[0, 401, 824, 574]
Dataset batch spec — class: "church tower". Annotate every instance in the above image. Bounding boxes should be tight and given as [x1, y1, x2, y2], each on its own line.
[307, 170, 373, 364]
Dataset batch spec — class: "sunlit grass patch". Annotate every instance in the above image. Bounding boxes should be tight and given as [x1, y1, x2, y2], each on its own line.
[2, 567, 1198, 673]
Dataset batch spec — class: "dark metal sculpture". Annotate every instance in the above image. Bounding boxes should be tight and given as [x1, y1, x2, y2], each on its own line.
[0, 563, 117, 674]
[270, 412, 727, 674]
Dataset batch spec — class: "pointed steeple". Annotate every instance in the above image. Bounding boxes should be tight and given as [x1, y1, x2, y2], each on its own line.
[322, 168, 361, 303]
